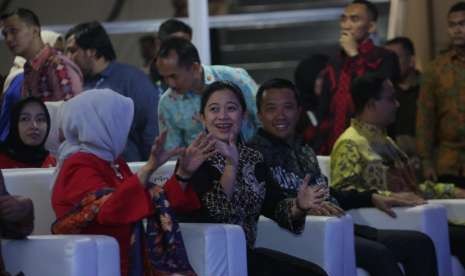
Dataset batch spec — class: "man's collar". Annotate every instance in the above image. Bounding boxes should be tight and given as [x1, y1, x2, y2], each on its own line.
[97, 61, 114, 78]
[449, 47, 465, 62]
[27, 45, 52, 71]
[351, 118, 386, 138]
[202, 65, 215, 85]
[358, 38, 375, 55]
[257, 128, 300, 148]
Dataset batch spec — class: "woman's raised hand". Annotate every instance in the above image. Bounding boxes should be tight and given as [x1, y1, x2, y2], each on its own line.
[176, 132, 217, 178]
[214, 132, 239, 168]
[147, 131, 184, 172]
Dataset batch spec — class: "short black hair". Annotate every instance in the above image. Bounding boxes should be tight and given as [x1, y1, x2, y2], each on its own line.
[256, 78, 300, 112]
[65, 21, 116, 61]
[0, 8, 41, 28]
[139, 34, 156, 44]
[385, 36, 415, 56]
[157, 37, 200, 68]
[200, 81, 247, 115]
[158, 18, 192, 41]
[449, 2, 465, 15]
[352, 0, 378, 21]
[351, 74, 387, 115]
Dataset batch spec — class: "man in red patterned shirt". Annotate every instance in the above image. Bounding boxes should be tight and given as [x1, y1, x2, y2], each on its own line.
[311, 0, 399, 155]
[1, 8, 83, 101]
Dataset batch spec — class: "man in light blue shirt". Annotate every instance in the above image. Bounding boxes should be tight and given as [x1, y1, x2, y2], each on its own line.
[156, 37, 258, 150]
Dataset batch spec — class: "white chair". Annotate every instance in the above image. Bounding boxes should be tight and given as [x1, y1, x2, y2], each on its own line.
[348, 204, 452, 276]
[3, 235, 120, 276]
[255, 215, 357, 276]
[429, 199, 465, 276]
[2, 165, 247, 276]
[317, 155, 454, 276]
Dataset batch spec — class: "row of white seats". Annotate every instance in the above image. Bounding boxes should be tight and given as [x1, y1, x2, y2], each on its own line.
[2, 157, 465, 276]
[2, 165, 246, 276]
[318, 155, 465, 276]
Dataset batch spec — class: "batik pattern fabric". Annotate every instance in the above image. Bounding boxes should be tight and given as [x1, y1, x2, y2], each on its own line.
[248, 128, 336, 203]
[22, 46, 82, 101]
[331, 119, 456, 199]
[158, 64, 259, 150]
[188, 144, 305, 248]
[416, 49, 465, 177]
[52, 185, 196, 276]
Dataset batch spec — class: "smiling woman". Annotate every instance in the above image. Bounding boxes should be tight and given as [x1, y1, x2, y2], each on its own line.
[167, 80, 328, 276]
[0, 97, 56, 168]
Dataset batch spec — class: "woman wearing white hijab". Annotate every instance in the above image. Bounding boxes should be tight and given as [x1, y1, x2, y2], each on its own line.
[51, 89, 196, 276]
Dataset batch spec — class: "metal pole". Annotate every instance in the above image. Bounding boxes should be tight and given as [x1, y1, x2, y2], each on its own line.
[188, 0, 211, 65]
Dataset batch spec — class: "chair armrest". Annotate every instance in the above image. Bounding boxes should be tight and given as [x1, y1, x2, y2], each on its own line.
[429, 199, 465, 223]
[179, 223, 247, 276]
[255, 215, 356, 276]
[2, 235, 120, 276]
[348, 204, 452, 276]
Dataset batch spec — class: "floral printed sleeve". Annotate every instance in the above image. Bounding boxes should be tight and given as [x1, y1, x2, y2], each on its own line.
[158, 95, 183, 150]
[330, 140, 390, 195]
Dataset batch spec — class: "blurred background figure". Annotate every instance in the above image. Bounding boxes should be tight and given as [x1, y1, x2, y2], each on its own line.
[0, 29, 65, 142]
[138, 34, 158, 75]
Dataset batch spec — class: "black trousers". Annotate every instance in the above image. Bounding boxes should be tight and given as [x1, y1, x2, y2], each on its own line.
[450, 224, 465, 267]
[355, 227, 438, 276]
[247, 247, 328, 276]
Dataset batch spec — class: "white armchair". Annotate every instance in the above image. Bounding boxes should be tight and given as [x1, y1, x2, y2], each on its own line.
[2, 165, 248, 276]
[348, 204, 452, 276]
[3, 235, 120, 276]
[317, 155, 453, 276]
[429, 199, 465, 276]
[255, 215, 357, 276]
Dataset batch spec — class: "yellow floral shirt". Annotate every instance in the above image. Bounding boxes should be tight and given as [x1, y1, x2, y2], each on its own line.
[331, 119, 456, 199]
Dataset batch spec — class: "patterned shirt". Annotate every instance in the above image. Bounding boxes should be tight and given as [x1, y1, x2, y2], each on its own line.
[158, 65, 259, 150]
[248, 129, 327, 196]
[416, 49, 465, 176]
[188, 144, 305, 248]
[249, 128, 374, 210]
[331, 119, 456, 199]
[312, 39, 399, 155]
[22, 45, 83, 101]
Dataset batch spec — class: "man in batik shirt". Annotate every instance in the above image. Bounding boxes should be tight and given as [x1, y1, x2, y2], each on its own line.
[417, 2, 465, 187]
[331, 74, 465, 267]
[1, 8, 82, 101]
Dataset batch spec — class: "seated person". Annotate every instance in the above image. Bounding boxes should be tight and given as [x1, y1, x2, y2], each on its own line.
[167, 81, 328, 276]
[331, 74, 465, 267]
[0, 170, 34, 275]
[51, 89, 195, 276]
[0, 97, 56, 168]
[248, 78, 438, 276]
